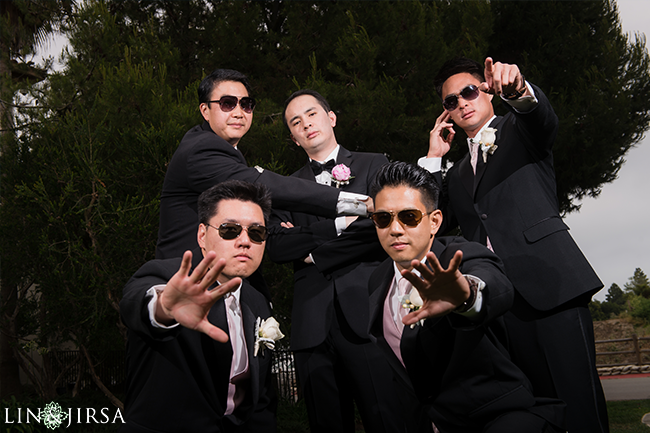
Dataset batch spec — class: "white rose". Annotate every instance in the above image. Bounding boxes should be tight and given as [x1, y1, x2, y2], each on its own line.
[409, 289, 423, 308]
[259, 317, 285, 341]
[480, 127, 497, 145]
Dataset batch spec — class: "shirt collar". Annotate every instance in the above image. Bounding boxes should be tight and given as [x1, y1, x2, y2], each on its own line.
[467, 115, 497, 150]
[392, 256, 427, 284]
[223, 280, 243, 304]
[309, 144, 340, 164]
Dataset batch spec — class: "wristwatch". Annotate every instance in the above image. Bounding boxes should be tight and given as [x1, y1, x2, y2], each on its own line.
[502, 74, 526, 100]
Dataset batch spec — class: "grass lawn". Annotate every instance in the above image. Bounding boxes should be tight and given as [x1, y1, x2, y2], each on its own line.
[608, 399, 650, 433]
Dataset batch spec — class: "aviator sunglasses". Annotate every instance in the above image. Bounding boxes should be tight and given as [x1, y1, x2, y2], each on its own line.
[208, 95, 257, 113]
[206, 222, 268, 243]
[442, 84, 480, 111]
[370, 209, 430, 229]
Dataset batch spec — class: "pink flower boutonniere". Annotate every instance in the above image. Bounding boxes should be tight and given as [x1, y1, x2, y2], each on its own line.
[478, 127, 498, 163]
[331, 164, 354, 188]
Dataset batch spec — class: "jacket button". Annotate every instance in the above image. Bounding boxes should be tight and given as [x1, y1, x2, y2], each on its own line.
[481, 214, 488, 220]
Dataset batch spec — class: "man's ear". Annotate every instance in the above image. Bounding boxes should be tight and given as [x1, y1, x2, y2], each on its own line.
[199, 103, 210, 122]
[329, 111, 337, 128]
[290, 134, 300, 147]
[197, 223, 207, 250]
[429, 209, 443, 238]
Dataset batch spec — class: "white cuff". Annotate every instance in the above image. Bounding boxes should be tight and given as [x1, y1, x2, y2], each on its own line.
[337, 191, 369, 216]
[334, 216, 347, 235]
[502, 81, 538, 113]
[147, 285, 180, 329]
[418, 156, 442, 173]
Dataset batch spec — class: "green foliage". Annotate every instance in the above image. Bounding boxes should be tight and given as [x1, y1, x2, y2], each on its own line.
[589, 300, 608, 321]
[628, 296, 650, 324]
[488, 0, 650, 213]
[2, 0, 650, 406]
[624, 268, 650, 298]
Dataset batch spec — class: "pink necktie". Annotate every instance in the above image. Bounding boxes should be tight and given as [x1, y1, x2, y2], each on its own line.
[396, 278, 412, 325]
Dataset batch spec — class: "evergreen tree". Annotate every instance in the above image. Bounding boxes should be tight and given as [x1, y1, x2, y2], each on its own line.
[624, 268, 650, 298]
[487, 0, 650, 213]
[588, 299, 607, 321]
[2, 0, 650, 405]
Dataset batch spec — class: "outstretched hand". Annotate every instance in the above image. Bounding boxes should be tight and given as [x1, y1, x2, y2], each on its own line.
[157, 250, 240, 343]
[428, 110, 455, 158]
[480, 57, 527, 97]
[400, 250, 470, 325]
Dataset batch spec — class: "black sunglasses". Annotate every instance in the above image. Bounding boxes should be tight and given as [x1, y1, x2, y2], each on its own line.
[442, 84, 480, 111]
[370, 209, 430, 229]
[208, 96, 256, 114]
[206, 222, 268, 243]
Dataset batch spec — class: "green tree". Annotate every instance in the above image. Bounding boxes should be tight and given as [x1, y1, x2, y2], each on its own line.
[624, 268, 650, 298]
[601, 283, 627, 317]
[487, 0, 650, 213]
[589, 299, 608, 321]
[1, 1, 196, 403]
[628, 296, 650, 324]
[0, 0, 74, 400]
[2, 0, 650, 407]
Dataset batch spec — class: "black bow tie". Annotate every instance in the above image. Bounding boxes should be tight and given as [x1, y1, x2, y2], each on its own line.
[309, 159, 336, 175]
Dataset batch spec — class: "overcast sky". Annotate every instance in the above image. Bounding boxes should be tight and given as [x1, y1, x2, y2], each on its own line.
[564, 0, 650, 301]
[34, 1, 649, 302]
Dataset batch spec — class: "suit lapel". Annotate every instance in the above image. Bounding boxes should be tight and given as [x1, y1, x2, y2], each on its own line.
[457, 116, 503, 199]
[240, 285, 261, 408]
[472, 116, 503, 195]
[458, 153, 474, 198]
[206, 297, 232, 411]
[335, 147, 352, 189]
[368, 260, 412, 385]
[201, 121, 247, 165]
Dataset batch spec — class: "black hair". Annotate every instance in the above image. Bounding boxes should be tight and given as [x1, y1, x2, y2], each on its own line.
[198, 69, 252, 104]
[433, 57, 484, 97]
[370, 162, 440, 211]
[282, 89, 332, 129]
[197, 180, 272, 225]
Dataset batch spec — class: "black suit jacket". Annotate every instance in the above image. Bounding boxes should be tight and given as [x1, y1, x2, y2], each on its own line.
[266, 147, 388, 350]
[368, 237, 564, 431]
[155, 121, 340, 259]
[437, 84, 602, 311]
[120, 254, 276, 433]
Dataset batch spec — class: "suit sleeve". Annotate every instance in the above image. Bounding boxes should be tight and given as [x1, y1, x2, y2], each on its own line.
[266, 153, 388, 271]
[503, 83, 559, 160]
[186, 133, 340, 219]
[436, 237, 514, 328]
[120, 259, 182, 341]
[266, 208, 337, 264]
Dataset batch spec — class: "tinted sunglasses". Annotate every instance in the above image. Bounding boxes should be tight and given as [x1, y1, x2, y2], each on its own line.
[442, 84, 480, 111]
[208, 96, 256, 113]
[370, 209, 430, 229]
[206, 222, 268, 243]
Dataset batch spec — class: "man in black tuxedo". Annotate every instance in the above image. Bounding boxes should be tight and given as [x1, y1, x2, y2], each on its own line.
[156, 69, 372, 260]
[266, 90, 420, 432]
[121, 180, 282, 433]
[423, 57, 607, 433]
[367, 161, 566, 433]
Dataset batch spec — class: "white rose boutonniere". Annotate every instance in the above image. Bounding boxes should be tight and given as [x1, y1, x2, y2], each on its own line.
[401, 289, 425, 328]
[331, 164, 354, 188]
[478, 127, 498, 163]
[254, 317, 285, 356]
